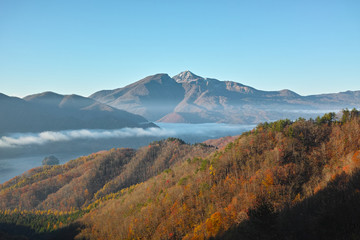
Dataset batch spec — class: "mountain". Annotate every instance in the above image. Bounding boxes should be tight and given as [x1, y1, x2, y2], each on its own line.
[1, 112, 360, 239]
[90, 71, 360, 124]
[0, 92, 156, 135]
[90, 74, 184, 121]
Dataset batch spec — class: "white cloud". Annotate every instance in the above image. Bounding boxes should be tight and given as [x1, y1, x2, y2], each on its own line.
[0, 127, 171, 148]
[0, 123, 254, 148]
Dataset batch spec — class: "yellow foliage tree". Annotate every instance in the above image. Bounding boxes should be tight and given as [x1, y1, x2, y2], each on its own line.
[205, 212, 223, 237]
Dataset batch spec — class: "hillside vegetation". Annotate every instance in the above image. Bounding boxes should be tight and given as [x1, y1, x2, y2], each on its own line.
[1, 110, 360, 239]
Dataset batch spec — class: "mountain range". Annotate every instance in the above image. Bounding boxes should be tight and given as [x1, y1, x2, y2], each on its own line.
[1, 70, 359, 135]
[0, 92, 155, 135]
[91, 71, 360, 124]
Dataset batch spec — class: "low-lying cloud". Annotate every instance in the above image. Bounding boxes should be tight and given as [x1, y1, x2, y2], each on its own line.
[0, 123, 255, 148]
[0, 128, 173, 148]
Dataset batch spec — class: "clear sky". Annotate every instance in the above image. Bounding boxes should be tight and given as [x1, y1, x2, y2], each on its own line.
[0, 0, 359, 97]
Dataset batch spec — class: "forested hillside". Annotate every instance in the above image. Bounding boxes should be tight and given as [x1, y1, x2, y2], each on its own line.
[1, 110, 360, 239]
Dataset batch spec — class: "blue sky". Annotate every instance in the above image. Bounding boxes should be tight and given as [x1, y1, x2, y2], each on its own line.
[0, 0, 359, 97]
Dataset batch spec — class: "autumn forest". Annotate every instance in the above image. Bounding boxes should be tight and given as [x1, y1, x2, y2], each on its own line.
[1, 110, 360, 239]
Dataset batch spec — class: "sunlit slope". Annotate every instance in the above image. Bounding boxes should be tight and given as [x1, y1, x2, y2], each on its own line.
[2, 111, 360, 239]
[0, 138, 215, 211]
[78, 111, 360, 239]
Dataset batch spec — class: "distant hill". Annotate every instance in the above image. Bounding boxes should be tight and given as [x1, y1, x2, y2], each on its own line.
[0, 92, 156, 135]
[91, 71, 360, 123]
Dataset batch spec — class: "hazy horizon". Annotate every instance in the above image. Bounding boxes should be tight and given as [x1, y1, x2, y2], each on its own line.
[2, 70, 360, 99]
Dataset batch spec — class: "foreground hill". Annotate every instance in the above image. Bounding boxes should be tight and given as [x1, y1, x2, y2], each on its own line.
[1, 110, 360, 239]
[0, 138, 215, 212]
[0, 92, 155, 135]
[76, 111, 360, 240]
[90, 71, 360, 123]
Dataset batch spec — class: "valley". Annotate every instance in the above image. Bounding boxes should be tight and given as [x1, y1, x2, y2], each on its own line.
[1, 1, 359, 239]
[1, 111, 360, 239]
[1, 72, 359, 239]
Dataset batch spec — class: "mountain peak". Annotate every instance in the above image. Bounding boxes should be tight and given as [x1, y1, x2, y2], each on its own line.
[24, 91, 63, 101]
[173, 71, 203, 83]
[279, 89, 300, 97]
[138, 73, 173, 84]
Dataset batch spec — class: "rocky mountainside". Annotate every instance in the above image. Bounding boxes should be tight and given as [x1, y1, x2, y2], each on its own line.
[0, 92, 155, 135]
[90, 71, 360, 123]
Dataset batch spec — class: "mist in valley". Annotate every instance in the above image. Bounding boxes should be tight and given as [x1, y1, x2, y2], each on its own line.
[0, 123, 254, 183]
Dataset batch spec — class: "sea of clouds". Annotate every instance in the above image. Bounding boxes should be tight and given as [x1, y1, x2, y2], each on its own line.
[0, 123, 256, 183]
[0, 123, 255, 148]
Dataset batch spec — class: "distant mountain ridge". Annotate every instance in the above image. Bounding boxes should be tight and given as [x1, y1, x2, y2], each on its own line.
[91, 74, 185, 121]
[90, 71, 360, 123]
[0, 92, 156, 135]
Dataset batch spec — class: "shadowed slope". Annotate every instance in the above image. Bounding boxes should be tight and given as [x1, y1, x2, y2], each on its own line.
[0, 92, 155, 135]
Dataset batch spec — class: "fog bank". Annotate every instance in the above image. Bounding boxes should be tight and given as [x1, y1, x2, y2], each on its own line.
[0, 128, 171, 148]
[0, 123, 255, 183]
[0, 123, 255, 149]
